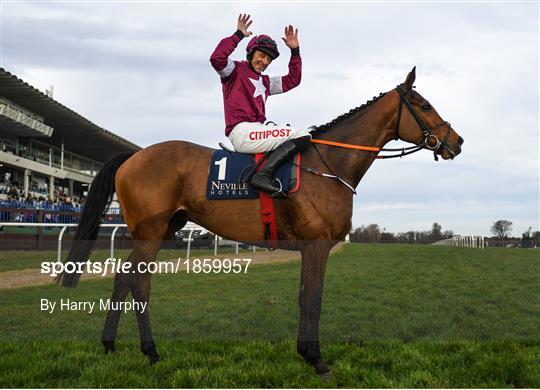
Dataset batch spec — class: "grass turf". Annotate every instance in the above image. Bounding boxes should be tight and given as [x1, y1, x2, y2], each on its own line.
[1, 243, 538, 387]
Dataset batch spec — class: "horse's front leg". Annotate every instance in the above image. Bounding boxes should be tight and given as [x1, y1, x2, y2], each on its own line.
[297, 241, 332, 376]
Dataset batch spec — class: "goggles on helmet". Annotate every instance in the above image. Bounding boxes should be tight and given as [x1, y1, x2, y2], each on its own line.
[246, 35, 280, 60]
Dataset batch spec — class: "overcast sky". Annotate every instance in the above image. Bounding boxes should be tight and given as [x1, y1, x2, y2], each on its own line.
[1, 1, 538, 236]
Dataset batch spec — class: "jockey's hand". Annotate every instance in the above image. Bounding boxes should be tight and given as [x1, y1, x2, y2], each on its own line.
[282, 25, 299, 49]
[237, 14, 253, 37]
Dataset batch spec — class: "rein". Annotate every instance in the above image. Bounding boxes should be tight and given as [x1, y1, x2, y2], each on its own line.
[309, 138, 425, 159]
[310, 139, 380, 152]
[302, 85, 453, 193]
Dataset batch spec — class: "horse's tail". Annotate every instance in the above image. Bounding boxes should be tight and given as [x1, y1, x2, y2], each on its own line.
[57, 152, 134, 287]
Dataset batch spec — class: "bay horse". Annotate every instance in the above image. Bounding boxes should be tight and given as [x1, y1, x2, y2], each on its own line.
[58, 68, 463, 376]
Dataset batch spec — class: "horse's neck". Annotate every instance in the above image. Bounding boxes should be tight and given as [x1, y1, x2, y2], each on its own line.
[314, 92, 398, 187]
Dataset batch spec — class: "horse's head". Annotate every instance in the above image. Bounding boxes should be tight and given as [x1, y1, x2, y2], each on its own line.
[394, 67, 463, 160]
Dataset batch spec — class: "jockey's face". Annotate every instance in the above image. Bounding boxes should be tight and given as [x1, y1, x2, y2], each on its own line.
[250, 50, 272, 74]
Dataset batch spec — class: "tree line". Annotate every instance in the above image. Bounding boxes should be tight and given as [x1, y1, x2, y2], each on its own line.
[350, 223, 453, 244]
[350, 220, 539, 247]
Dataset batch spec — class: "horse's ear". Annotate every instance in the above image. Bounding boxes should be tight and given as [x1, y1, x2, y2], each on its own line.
[404, 66, 416, 91]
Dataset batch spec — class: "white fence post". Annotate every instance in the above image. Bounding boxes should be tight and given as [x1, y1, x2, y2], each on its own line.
[437, 235, 486, 250]
[186, 226, 195, 260]
[57, 225, 69, 262]
[110, 226, 121, 260]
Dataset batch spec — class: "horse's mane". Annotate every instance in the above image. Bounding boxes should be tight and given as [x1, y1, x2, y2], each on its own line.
[310, 91, 388, 134]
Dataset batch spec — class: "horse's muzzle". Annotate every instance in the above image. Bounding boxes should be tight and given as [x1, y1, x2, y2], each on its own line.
[440, 136, 463, 160]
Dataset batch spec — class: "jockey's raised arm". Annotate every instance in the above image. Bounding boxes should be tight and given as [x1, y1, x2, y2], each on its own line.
[209, 33, 240, 76]
[272, 25, 302, 94]
[209, 14, 252, 76]
[268, 49, 301, 95]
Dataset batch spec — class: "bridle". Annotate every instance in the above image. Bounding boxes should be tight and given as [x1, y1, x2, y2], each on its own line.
[303, 85, 457, 193]
[389, 84, 455, 161]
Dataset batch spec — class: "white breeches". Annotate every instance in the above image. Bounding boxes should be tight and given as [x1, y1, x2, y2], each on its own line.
[228, 121, 311, 154]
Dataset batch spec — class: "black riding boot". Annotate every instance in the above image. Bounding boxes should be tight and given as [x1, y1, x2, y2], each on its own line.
[250, 136, 310, 198]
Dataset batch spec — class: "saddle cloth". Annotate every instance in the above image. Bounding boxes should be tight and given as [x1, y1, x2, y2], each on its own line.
[206, 150, 300, 200]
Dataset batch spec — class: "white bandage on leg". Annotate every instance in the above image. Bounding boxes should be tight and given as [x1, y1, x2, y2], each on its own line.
[228, 122, 311, 154]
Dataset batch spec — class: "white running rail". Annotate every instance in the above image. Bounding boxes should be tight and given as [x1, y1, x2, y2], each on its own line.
[452, 235, 486, 249]
[0, 222, 255, 261]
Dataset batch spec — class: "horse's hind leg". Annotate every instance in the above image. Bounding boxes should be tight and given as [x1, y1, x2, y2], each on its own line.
[101, 271, 131, 352]
[128, 240, 162, 363]
[130, 213, 187, 363]
[101, 211, 186, 360]
[101, 243, 156, 353]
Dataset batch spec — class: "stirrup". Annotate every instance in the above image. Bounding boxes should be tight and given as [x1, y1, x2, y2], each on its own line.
[269, 178, 286, 198]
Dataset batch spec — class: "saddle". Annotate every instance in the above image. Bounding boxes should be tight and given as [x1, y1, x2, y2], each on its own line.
[206, 145, 300, 200]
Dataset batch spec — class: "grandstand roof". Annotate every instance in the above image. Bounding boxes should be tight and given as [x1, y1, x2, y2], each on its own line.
[0, 68, 140, 162]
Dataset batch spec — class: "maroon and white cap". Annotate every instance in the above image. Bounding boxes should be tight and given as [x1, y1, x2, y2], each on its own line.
[246, 35, 280, 60]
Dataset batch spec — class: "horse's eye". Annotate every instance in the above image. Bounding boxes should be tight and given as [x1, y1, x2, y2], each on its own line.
[422, 104, 431, 111]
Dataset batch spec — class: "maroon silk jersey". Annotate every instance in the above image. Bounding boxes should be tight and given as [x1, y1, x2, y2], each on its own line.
[210, 31, 302, 136]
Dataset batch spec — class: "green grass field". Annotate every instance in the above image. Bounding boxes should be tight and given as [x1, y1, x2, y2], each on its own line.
[1, 244, 538, 387]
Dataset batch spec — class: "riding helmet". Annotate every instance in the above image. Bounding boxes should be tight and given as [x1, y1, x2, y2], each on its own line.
[246, 35, 280, 60]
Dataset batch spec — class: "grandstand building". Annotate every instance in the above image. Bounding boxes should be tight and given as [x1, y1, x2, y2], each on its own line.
[0, 68, 140, 203]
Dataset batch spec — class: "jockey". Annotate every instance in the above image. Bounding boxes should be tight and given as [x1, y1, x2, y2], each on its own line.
[210, 14, 311, 198]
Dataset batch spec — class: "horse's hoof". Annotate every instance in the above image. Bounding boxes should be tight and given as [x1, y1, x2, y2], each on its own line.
[317, 370, 332, 380]
[315, 362, 332, 379]
[141, 341, 160, 364]
[102, 340, 116, 354]
[148, 352, 160, 365]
